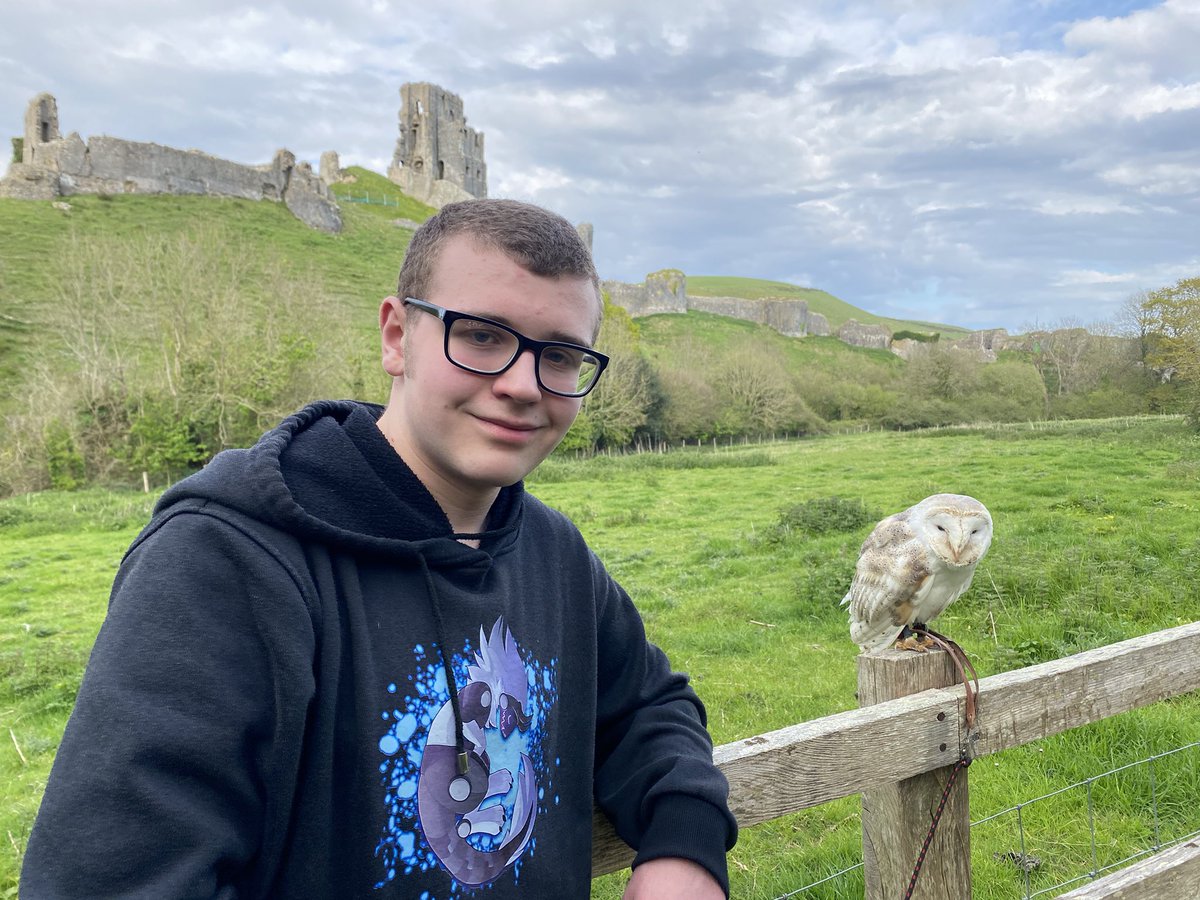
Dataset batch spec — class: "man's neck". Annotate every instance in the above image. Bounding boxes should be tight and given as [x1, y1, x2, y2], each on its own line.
[375, 408, 497, 539]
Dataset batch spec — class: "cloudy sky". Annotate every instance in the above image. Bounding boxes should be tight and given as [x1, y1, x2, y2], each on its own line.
[3, 1, 1198, 331]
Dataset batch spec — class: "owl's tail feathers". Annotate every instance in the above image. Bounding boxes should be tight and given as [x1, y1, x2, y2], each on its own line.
[851, 621, 905, 654]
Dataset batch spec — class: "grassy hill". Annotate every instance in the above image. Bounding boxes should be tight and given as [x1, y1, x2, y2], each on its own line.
[0, 170, 436, 396]
[636, 309, 904, 381]
[0, 179, 975, 394]
[686, 275, 972, 336]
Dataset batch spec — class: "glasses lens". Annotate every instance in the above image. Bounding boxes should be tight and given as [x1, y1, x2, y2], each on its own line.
[447, 318, 519, 372]
[539, 346, 601, 396]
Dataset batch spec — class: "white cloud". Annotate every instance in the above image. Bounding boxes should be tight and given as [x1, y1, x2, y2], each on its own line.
[1034, 195, 1140, 216]
[1054, 269, 1139, 286]
[1100, 161, 1200, 195]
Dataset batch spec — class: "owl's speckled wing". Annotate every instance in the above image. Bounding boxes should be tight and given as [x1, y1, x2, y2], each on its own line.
[842, 510, 933, 652]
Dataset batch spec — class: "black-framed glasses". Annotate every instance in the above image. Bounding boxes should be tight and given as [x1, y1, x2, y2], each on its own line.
[404, 298, 610, 398]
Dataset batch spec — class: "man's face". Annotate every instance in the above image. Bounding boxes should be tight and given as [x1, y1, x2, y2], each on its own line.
[381, 234, 600, 512]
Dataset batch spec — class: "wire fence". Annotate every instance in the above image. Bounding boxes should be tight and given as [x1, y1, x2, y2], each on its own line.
[336, 190, 406, 207]
[774, 740, 1200, 899]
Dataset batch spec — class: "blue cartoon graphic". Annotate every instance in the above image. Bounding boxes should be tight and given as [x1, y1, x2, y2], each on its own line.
[375, 617, 558, 893]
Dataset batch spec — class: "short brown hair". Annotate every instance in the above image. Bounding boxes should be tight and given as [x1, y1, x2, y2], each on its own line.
[396, 199, 601, 330]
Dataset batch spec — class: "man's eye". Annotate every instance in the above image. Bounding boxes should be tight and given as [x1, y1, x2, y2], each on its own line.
[543, 347, 582, 369]
[465, 327, 502, 345]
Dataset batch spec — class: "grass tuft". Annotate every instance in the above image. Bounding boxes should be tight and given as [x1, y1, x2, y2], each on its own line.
[766, 496, 879, 543]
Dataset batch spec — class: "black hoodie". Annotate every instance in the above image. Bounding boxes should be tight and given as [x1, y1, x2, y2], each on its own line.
[22, 401, 736, 899]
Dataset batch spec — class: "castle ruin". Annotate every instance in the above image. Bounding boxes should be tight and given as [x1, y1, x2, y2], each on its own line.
[1, 93, 342, 232]
[603, 271, 832, 339]
[387, 83, 487, 208]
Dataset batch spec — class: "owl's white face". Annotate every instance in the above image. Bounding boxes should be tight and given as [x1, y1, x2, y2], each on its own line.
[916, 497, 993, 568]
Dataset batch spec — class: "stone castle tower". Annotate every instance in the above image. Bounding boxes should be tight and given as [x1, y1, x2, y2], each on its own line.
[387, 82, 487, 208]
[23, 93, 61, 164]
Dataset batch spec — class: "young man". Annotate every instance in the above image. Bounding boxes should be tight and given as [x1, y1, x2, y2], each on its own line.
[22, 199, 735, 898]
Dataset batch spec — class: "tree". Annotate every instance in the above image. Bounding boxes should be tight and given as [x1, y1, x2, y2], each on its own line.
[1022, 320, 1096, 397]
[710, 340, 790, 434]
[1142, 277, 1200, 424]
[975, 360, 1048, 421]
[903, 344, 982, 402]
[561, 299, 659, 451]
[654, 365, 722, 442]
[1117, 290, 1157, 370]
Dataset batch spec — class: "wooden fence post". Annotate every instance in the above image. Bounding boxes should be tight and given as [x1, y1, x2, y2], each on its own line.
[859, 648, 971, 899]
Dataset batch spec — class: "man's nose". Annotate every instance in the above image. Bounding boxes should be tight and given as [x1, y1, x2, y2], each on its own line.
[492, 349, 542, 401]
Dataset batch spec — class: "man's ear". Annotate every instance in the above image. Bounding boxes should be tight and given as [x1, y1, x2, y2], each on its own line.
[379, 296, 408, 377]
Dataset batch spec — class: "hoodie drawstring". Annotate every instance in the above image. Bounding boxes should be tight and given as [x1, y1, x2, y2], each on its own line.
[414, 552, 469, 776]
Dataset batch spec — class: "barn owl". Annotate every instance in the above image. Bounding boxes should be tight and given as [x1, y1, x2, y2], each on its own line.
[842, 494, 993, 653]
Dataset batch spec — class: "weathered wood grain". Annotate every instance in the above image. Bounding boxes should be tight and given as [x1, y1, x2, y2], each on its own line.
[591, 621, 1200, 877]
[859, 650, 971, 900]
[590, 681, 963, 876]
[1054, 840, 1200, 899]
[972, 621, 1200, 758]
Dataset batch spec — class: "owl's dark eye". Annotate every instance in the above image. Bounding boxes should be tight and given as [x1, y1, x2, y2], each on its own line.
[971, 528, 979, 535]
[936, 525, 946, 533]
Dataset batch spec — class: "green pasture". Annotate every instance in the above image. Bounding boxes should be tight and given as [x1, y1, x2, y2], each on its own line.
[2, 417, 1198, 897]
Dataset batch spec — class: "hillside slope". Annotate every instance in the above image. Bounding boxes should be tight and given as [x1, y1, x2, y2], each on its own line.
[686, 276, 971, 336]
[0, 184, 434, 392]
[0, 183, 973, 397]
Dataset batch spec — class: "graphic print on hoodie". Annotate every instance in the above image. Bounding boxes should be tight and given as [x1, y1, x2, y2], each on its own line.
[375, 617, 559, 893]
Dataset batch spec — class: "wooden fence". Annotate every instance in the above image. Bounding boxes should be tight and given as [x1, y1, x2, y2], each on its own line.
[590, 620, 1200, 898]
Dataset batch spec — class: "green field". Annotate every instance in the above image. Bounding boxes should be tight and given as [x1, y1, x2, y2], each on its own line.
[2, 418, 1198, 897]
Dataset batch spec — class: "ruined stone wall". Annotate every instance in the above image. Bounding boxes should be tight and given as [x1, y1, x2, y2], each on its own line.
[602, 280, 652, 313]
[319, 150, 343, 186]
[837, 320, 892, 349]
[601, 270, 688, 317]
[1, 93, 341, 232]
[62, 136, 284, 199]
[604, 271, 839, 338]
[945, 328, 1010, 353]
[602, 271, 1012, 354]
[806, 310, 831, 337]
[387, 82, 486, 208]
[688, 295, 812, 337]
[24, 92, 59, 163]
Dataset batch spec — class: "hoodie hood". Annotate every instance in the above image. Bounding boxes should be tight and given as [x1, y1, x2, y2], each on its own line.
[157, 400, 523, 574]
[156, 400, 527, 775]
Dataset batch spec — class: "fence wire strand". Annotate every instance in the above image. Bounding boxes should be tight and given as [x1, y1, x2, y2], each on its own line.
[773, 740, 1200, 900]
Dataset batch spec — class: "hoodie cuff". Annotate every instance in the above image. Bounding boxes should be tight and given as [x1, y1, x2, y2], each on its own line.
[631, 795, 734, 898]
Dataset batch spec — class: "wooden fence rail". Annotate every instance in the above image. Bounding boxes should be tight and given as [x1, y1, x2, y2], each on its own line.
[1056, 840, 1200, 899]
[590, 620, 1200, 897]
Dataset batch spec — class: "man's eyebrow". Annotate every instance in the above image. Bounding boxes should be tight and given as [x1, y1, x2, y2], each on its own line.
[466, 311, 593, 347]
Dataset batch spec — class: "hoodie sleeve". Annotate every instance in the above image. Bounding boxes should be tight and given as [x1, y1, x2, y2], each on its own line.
[20, 509, 317, 900]
[589, 554, 738, 897]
